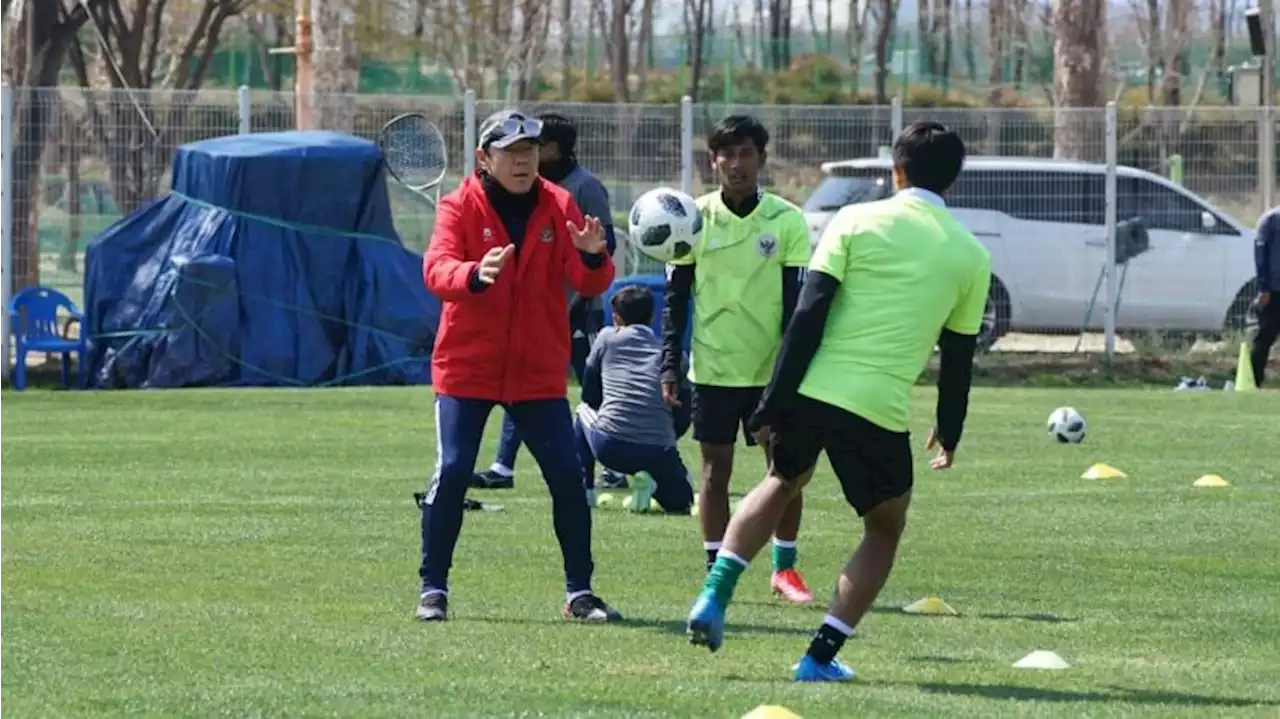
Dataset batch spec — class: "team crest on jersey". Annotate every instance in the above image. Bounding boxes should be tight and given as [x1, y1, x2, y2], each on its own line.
[541, 227, 554, 243]
[757, 233, 778, 257]
[483, 228, 494, 241]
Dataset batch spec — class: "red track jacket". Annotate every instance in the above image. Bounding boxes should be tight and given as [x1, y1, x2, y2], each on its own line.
[424, 174, 615, 402]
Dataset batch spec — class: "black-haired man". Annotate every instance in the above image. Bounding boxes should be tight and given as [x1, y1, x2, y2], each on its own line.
[685, 121, 991, 683]
[419, 109, 621, 623]
[574, 285, 694, 514]
[1251, 206, 1278, 385]
[662, 115, 815, 604]
[472, 112, 627, 491]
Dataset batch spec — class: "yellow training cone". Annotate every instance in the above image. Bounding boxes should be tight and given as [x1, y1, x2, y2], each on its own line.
[742, 706, 803, 719]
[1082, 463, 1127, 480]
[903, 596, 958, 616]
[1193, 474, 1230, 488]
[1235, 342, 1257, 392]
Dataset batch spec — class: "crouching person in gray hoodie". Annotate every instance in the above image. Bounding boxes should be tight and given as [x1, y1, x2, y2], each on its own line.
[575, 285, 694, 513]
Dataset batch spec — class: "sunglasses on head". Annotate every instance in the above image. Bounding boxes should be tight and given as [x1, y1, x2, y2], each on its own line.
[491, 116, 543, 141]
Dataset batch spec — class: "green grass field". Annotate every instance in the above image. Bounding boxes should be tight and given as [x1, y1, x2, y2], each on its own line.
[3, 387, 1279, 718]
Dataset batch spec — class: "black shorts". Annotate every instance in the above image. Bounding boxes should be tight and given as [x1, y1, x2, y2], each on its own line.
[769, 395, 913, 516]
[691, 384, 763, 446]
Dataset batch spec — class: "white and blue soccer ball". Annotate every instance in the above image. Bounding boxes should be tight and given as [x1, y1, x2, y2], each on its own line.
[1047, 406, 1087, 444]
[628, 187, 702, 263]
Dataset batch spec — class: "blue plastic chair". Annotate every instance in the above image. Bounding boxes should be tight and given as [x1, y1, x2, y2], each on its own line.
[8, 286, 89, 391]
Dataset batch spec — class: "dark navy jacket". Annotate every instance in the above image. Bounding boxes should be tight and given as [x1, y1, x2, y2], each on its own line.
[1257, 207, 1280, 293]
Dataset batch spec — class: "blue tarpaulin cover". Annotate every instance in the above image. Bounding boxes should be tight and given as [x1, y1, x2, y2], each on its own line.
[83, 130, 438, 388]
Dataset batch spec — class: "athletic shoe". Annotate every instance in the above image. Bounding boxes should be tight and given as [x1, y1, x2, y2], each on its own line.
[563, 593, 623, 622]
[597, 469, 630, 490]
[793, 655, 856, 682]
[471, 470, 514, 490]
[415, 592, 448, 621]
[686, 593, 726, 652]
[626, 472, 656, 513]
[771, 568, 815, 605]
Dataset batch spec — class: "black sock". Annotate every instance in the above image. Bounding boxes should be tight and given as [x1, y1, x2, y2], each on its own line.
[705, 549, 718, 572]
[805, 622, 849, 665]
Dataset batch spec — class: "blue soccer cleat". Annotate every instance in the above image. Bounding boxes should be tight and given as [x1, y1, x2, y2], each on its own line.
[686, 593, 726, 652]
[793, 655, 857, 683]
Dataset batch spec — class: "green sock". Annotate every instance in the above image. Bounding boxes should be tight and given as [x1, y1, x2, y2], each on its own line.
[772, 542, 797, 572]
[702, 555, 747, 607]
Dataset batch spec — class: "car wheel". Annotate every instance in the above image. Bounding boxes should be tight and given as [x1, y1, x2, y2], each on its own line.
[1225, 283, 1260, 333]
[977, 277, 1011, 352]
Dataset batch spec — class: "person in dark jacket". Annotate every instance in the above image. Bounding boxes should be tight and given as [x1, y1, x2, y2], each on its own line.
[415, 109, 621, 623]
[1251, 206, 1279, 385]
[472, 112, 630, 491]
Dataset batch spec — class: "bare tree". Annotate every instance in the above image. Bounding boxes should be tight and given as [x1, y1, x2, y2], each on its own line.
[847, 0, 871, 94]
[311, 0, 361, 131]
[963, 0, 976, 80]
[686, 0, 713, 99]
[871, 0, 897, 103]
[768, 0, 794, 69]
[559, 0, 574, 97]
[5, 0, 98, 291]
[635, 0, 657, 99]
[1052, 0, 1105, 159]
[66, 0, 248, 213]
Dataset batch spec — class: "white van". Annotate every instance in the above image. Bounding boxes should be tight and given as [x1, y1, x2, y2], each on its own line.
[803, 157, 1259, 346]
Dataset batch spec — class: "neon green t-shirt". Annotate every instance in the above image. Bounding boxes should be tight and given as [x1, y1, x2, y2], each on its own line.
[798, 193, 992, 432]
[670, 191, 811, 387]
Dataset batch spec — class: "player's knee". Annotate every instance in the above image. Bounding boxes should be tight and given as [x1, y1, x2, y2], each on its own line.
[700, 445, 734, 485]
[863, 492, 911, 541]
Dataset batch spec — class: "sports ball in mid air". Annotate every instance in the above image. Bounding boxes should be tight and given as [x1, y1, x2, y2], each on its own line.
[1046, 407, 1086, 444]
[628, 188, 702, 263]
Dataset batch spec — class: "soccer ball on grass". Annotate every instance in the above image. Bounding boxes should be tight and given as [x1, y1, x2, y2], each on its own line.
[1046, 407, 1086, 444]
[627, 188, 702, 263]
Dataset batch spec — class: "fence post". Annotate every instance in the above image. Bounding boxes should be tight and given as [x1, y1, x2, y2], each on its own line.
[890, 95, 903, 136]
[237, 85, 251, 134]
[462, 89, 476, 175]
[1104, 101, 1118, 364]
[680, 95, 694, 195]
[1, 85, 12, 381]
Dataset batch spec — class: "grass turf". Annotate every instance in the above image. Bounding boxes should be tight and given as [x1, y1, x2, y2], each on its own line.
[3, 387, 1279, 718]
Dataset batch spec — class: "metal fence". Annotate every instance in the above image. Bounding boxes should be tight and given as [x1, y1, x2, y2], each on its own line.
[2, 86, 1276, 378]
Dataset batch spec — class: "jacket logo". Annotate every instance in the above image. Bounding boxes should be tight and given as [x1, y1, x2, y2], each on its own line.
[483, 228, 494, 241]
[540, 227, 553, 243]
[757, 233, 778, 257]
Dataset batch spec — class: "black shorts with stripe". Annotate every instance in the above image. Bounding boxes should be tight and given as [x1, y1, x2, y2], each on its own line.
[768, 395, 913, 516]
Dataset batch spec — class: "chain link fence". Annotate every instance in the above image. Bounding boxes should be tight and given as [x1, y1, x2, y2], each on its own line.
[3, 86, 1276, 376]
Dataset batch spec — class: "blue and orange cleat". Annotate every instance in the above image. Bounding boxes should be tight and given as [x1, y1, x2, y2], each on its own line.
[793, 655, 857, 682]
[686, 593, 726, 652]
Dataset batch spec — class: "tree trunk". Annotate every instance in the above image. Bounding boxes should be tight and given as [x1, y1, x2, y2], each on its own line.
[847, 0, 865, 94]
[311, 0, 361, 131]
[637, 0, 656, 99]
[10, 1, 90, 292]
[1145, 0, 1160, 103]
[1052, 0, 1104, 159]
[560, 0, 574, 97]
[963, 0, 976, 81]
[872, 0, 896, 103]
[688, 0, 710, 98]
[609, 0, 630, 101]
[940, 0, 953, 85]
[60, 113, 82, 273]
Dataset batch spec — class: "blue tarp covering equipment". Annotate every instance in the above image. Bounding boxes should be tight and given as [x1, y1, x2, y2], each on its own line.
[84, 131, 439, 388]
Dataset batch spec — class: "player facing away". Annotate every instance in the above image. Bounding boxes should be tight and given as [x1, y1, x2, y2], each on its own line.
[417, 110, 621, 623]
[575, 285, 695, 513]
[685, 121, 992, 682]
[661, 115, 815, 604]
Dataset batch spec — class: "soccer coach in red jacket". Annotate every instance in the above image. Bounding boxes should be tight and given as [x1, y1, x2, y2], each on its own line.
[416, 109, 621, 623]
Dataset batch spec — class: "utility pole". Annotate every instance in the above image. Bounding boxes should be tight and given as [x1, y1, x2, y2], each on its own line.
[1263, 0, 1277, 209]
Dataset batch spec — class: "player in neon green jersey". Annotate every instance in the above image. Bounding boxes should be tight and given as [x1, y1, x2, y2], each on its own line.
[686, 121, 991, 682]
[661, 115, 815, 604]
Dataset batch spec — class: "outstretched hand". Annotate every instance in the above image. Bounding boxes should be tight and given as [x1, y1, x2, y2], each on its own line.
[568, 216, 606, 255]
[925, 428, 955, 470]
[477, 244, 515, 285]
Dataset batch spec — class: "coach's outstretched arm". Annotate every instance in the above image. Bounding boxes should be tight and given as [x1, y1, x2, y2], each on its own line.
[661, 265, 695, 386]
[423, 196, 493, 299]
[752, 270, 841, 428]
[932, 268, 993, 452]
[561, 205, 616, 298]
